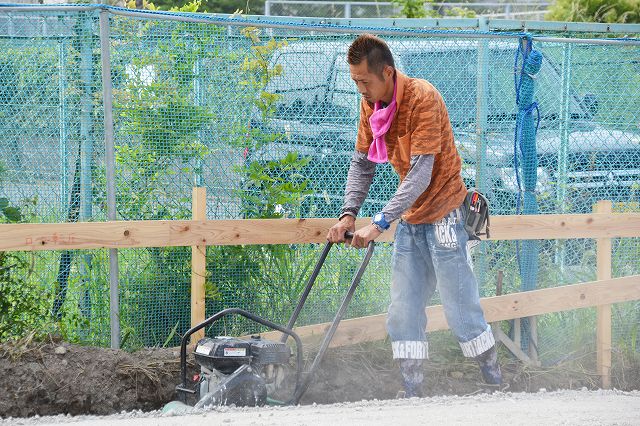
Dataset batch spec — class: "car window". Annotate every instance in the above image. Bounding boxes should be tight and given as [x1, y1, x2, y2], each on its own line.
[268, 43, 587, 131]
[486, 48, 584, 123]
[401, 49, 478, 125]
[401, 47, 585, 128]
[267, 51, 335, 105]
[329, 58, 360, 124]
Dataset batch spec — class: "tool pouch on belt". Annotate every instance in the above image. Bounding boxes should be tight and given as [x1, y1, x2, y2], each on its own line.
[463, 188, 490, 241]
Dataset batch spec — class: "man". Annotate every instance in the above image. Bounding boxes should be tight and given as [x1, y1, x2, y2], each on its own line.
[327, 34, 502, 398]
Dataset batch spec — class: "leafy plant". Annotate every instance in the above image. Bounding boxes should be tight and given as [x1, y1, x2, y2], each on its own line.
[0, 196, 52, 341]
[391, 0, 476, 18]
[391, 0, 430, 18]
[234, 27, 311, 219]
[547, 0, 640, 23]
[88, 0, 223, 347]
[240, 151, 311, 219]
[201, 27, 318, 336]
[0, 197, 21, 223]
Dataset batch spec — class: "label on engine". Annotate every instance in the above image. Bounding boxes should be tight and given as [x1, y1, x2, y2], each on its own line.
[223, 347, 247, 357]
[195, 341, 215, 355]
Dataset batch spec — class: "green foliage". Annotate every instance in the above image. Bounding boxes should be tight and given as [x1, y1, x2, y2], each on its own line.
[546, 0, 640, 23]
[391, 0, 476, 18]
[90, 1, 220, 347]
[241, 152, 311, 218]
[0, 197, 51, 341]
[235, 27, 311, 219]
[100, 0, 218, 221]
[119, 247, 193, 348]
[148, 0, 265, 14]
[0, 197, 21, 223]
[108, 13, 215, 221]
[239, 28, 287, 129]
[391, 0, 430, 19]
[204, 28, 316, 335]
[56, 302, 92, 343]
[206, 244, 262, 330]
[0, 251, 47, 341]
[250, 244, 318, 322]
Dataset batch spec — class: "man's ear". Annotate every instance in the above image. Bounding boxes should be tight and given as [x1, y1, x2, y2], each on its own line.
[383, 65, 395, 80]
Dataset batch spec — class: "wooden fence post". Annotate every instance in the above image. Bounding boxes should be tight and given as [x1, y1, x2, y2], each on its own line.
[191, 187, 207, 344]
[595, 200, 612, 389]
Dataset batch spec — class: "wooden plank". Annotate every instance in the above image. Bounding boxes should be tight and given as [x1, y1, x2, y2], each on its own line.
[529, 316, 539, 364]
[488, 270, 537, 365]
[1, 213, 640, 252]
[0, 218, 381, 251]
[597, 304, 612, 387]
[256, 275, 640, 347]
[494, 327, 535, 366]
[595, 201, 612, 389]
[513, 318, 521, 348]
[191, 188, 207, 344]
[487, 213, 640, 241]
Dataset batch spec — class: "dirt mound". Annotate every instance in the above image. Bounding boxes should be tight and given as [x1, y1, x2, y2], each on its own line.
[0, 337, 186, 418]
[1, 335, 638, 419]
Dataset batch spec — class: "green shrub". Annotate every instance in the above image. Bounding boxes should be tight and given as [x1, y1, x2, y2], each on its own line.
[0, 197, 52, 341]
[547, 0, 640, 23]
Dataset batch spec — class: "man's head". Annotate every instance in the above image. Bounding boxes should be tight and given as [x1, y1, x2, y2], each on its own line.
[347, 34, 396, 105]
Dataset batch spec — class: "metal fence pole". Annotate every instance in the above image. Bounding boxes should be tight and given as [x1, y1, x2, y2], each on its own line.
[475, 16, 490, 291]
[58, 40, 68, 220]
[475, 16, 489, 194]
[79, 16, 95, 320]
[555, 43, 572, 279]
[99, 9, 120, 349]
[264, 0, 271, 16]
[557, 43, 571, 211]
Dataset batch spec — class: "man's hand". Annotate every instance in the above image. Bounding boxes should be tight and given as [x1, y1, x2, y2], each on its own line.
[349, 223, 382, 248]
[327, 215, 356, 243]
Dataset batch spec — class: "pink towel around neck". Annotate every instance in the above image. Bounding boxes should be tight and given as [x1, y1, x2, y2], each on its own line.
[367, 81, 397, 163]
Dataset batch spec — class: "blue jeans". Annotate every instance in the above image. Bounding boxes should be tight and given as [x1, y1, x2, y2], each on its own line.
[386, 207, 494, 359]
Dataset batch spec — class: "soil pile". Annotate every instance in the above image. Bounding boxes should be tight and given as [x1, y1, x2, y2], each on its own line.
[1, 336, 638, 419]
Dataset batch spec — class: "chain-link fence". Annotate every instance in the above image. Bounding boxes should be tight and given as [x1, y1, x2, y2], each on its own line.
[0, 6, 638, 368]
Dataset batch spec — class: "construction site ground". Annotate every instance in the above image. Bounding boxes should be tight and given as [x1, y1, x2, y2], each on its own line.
[1, 335, 639, 424]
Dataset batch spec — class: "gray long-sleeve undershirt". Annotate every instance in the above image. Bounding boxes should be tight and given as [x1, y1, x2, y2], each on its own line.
[341, 151, 435, 224]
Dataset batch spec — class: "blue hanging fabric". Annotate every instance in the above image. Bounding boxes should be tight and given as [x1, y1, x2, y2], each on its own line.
[513, 36, 543, 352]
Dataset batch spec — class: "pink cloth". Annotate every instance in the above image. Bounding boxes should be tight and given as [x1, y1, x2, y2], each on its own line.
[367, 81, 397, 163]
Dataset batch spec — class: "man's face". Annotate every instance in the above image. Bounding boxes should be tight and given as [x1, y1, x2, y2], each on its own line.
[349, 59, 394, 104]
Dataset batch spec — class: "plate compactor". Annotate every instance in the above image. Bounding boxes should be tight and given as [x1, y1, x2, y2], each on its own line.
[164, 234, 374, 412]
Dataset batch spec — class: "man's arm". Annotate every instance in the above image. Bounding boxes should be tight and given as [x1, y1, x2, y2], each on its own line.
[327, 150, 376, 243]
[347, 154, 434, 247]
[328, 97, 376, 243]
[340, 150, 377, 219]
[380, 154, 434, 224]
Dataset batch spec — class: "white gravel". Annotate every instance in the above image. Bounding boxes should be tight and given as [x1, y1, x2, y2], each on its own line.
[4, 389, 640, 426]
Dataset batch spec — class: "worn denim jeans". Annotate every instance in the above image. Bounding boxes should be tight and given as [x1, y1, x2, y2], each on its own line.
[386, 207, 494, 359]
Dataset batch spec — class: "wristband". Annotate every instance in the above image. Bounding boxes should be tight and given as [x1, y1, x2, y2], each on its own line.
[372, 212, 390, 231]
[339, 212, 356, 221]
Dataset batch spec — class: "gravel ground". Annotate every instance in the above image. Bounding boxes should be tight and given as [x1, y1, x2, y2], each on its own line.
[4, 389, 639, 426]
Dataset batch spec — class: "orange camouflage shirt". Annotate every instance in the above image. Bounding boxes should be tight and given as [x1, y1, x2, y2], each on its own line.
[355, 71, 467, 224]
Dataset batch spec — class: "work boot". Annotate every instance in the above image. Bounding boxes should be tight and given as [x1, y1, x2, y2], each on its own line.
[474, 345, 502, 386]
[398, 359, 424, 398]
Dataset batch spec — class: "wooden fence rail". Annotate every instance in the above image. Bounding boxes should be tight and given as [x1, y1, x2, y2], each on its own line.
[256, 275, 640, 346]
[1, 213, 639, 251]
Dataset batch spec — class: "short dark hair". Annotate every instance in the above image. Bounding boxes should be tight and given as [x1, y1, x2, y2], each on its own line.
[347, 34, 395, 78]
